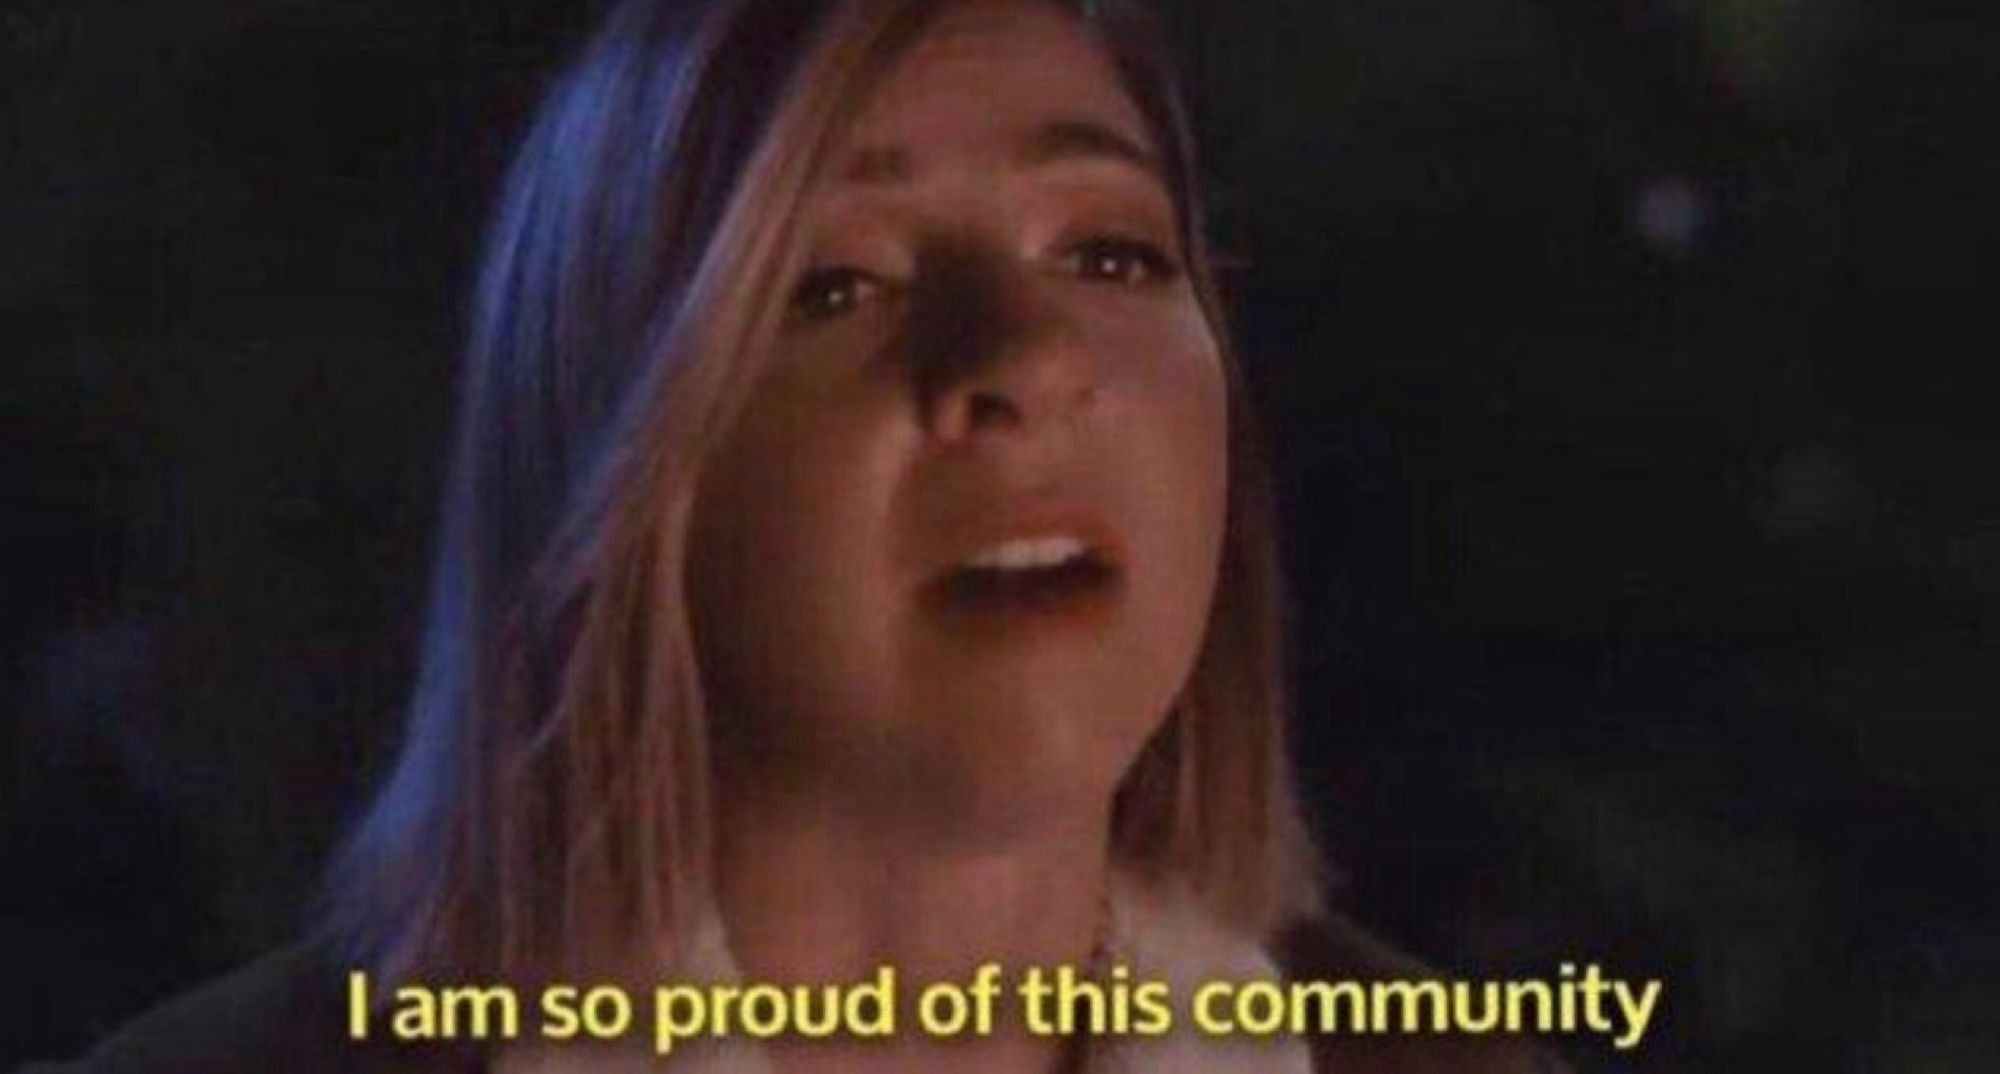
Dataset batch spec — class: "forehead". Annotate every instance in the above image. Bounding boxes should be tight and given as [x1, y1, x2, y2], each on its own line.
[838, 0, 1154, 166]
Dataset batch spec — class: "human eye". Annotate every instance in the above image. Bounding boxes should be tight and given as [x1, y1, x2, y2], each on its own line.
[787, 265, 886, 322]
[1061, 234, 1181, 286]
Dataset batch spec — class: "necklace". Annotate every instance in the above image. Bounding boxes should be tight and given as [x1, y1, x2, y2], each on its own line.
[1053, 884, 1116, 1074]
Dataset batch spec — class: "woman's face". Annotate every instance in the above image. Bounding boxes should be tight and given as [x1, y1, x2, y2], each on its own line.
[691, 0, 1227, 836]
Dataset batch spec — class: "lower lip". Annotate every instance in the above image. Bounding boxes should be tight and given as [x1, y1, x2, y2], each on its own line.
[921, 558, 1123, 637]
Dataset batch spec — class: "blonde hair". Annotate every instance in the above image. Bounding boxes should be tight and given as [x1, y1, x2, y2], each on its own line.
[316, 0, 1319, 987]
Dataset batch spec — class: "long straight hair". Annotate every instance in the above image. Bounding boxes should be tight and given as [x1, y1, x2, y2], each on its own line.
[316, 0, 1318, 987]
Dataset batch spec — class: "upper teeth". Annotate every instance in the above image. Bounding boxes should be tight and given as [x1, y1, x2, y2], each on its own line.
[965, 535, 1091, 572]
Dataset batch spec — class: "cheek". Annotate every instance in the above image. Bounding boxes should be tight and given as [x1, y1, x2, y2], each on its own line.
[1109, 305, 1230, 534]
[688, 367, 916, 726]
[1163, 371, 1229, 615]
[1090, 305, 1231, 694]
[1168, 327, 1230, 513]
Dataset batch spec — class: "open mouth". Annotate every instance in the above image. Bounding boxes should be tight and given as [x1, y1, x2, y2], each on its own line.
[925, 534, 1122, 622]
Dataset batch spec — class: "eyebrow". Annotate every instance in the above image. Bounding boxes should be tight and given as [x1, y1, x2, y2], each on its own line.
[1017, 118, 1161, 177]
[836, 117, 1163, 187]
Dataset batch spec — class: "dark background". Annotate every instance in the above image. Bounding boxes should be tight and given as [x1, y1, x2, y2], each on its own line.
[5, 0, 1995, 1069]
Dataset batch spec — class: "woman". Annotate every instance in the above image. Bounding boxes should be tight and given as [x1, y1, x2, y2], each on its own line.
[35, 1, 1555, 1071]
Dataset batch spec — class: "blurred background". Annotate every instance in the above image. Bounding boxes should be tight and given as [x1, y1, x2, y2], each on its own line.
[4, 0, 1995, 1069]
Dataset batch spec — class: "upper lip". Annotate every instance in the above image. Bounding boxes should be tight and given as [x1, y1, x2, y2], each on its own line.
[924, 498, 1128, 583]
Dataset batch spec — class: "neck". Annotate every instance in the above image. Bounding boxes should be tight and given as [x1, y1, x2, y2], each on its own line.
[713, 778, 1112, 1074]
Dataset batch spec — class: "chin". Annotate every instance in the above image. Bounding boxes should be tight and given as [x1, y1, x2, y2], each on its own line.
[912, 708, 1153, 833]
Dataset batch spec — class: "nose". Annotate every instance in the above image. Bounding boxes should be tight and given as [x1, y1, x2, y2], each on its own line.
[910, 246, 1100, 445]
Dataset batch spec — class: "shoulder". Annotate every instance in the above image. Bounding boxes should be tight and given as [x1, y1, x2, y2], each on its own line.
[15, 942, 475, 1074]
[1273, 914, 1571, 1074]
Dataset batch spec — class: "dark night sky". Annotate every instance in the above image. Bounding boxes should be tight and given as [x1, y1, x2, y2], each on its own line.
[5, 1, 1996, 1069]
